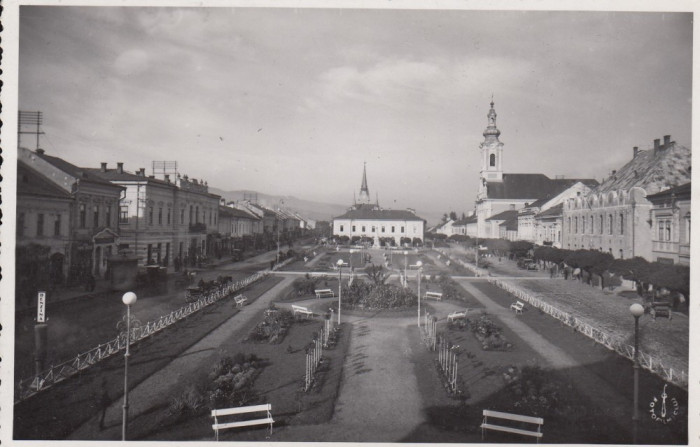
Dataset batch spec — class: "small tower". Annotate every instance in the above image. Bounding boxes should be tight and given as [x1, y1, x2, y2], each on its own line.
[358, 162, 371, 204]
[478, 99, 505, 199]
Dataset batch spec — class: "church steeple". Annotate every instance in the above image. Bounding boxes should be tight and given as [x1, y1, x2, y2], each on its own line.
[358, 162, 370, 204]
[478, 98, 505, 197]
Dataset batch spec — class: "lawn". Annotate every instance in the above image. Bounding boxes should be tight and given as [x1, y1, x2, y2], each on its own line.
[13, 275, 284, 440]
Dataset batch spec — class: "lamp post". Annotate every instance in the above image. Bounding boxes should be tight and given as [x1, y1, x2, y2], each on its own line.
[403, 250, 408, 287]
[121, 291, 138, 441]
[337, 259, 344, 324]
[630, 302, 644, 444]
[416, 261, 423, 327]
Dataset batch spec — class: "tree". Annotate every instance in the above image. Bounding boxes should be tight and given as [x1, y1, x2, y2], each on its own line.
[365, 264, 388, 285]
[449, 211, 458, 221]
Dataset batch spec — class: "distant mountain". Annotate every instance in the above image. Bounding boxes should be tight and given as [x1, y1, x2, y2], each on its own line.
[209, 188, 348, 222]
[209, 187, 445, 226]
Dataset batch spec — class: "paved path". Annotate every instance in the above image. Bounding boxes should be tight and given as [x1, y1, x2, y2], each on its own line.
[67, 276, 296, 440]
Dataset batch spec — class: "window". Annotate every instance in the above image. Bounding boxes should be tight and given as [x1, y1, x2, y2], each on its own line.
[658, 220, 665, 240]
[589, 215, 593, 234]
[391, 226, 395, 233]
[401, 226, 405, 233]
[37, 213, 45, 236]
[371, 226, 376, 233]
[608, 214, 613, 235]
[181, 209, 185, 224]
[149, 207, 154, 225]
[196, 206, 199, 222]
[79, 203, 86, 228]
[685, 213, 691, 243]
[362, 226, 366, 232]
[574, 217, 578, 233]
[352, 225, 356, 232]
[167, 208, 171, 225]
[619, 213, 624, 235]
[54, 214, 61, 236]
[582, 217, 586, 234]
[489, 153, 496, 167]
[18, 212, 25, 237]
[189, 205, 193, 223]
[158, 207, 163, 225]
[599, 215, 604, 234]
[381, 226, 385, 233]
[120, 206, 129, 224]
[666, 221, 672, 241]
[93, 206, 99, 228]
[340, 225, 344, 232]
[567, 217, 571, 233]
[106, 206, 112, 227]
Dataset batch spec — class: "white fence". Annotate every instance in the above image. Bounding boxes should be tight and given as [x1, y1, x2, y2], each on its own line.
[488, 278, 687, 390]
[15, 270, 271, 403]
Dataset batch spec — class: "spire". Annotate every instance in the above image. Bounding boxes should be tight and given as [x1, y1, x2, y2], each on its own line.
[358, 162, 370, 204]
[483, 97, 501, 139]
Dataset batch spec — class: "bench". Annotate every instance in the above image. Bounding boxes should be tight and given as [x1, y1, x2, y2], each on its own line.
[510, 301, 525, 314]
[292, 305, 313, 318]
[211, 403, 274, 441]
[315, 288, 335, 299]
[651, 301, 672, 320]
[424, 291, 443, 301]
[481, 409, 543, 443]
[448, 310, 468, 322]
[234, 295, 248, 307]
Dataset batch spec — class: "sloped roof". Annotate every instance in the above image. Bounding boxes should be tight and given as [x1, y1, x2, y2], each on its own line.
[596, 142, 691, 195]
[86, 168, 177, 188]
[646, 182, 692, 202]
[500, 215, 519, 231]
[34, 151, 122, 189]
[485, 174, 598, 200]
[18, 161, 73, 200]
[535, 202, 564, 219]
[335, 206, 424, 221]
[486, 209, 518, 221]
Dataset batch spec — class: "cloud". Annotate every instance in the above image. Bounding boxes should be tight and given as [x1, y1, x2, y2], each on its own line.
[114, 49, 150, 76]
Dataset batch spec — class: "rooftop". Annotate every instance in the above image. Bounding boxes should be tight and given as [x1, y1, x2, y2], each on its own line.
[485, 174, 598, 200]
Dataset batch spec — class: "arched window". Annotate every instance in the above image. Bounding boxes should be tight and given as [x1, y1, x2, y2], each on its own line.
[619, 213, 624, 235]
[599, 215, 604, 234]
[608, 214, 613, 235]
[582, 216, 586, 233]
[489, 153, 496, 167]
[589, 215, 594, 234]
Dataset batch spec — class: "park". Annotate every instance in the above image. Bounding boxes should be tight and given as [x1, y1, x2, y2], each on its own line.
[13, 241, 688, 444]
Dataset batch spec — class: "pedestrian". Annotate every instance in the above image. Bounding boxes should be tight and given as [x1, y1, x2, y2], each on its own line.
[96, 377, 110, 430]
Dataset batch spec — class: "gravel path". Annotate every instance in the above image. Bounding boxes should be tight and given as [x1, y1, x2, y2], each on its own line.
[67, 276, 296, 440]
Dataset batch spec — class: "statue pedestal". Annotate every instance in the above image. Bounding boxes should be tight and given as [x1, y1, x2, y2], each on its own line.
[373, 235, 381, 248]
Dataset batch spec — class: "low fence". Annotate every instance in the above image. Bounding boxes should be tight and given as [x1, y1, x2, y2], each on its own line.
[488, 278, 688, 390]
[15, 269, 271, 403]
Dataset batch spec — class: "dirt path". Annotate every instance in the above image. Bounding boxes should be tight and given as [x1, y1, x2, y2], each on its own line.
[67, 276, 296, 440]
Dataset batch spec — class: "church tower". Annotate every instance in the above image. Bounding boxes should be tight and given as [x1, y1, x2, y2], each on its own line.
[357, 162, 371, 204]
[478, 100, 504, 199]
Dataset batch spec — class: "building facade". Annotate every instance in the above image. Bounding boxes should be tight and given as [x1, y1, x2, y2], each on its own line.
[647, 182, 691, 265]
[562, 136, 691, 261]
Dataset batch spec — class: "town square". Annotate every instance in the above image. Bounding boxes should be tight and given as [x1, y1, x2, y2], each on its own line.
[1, 3, 694, 445]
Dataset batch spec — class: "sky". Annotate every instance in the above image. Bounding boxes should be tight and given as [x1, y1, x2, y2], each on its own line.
[17, 6, 692, 216]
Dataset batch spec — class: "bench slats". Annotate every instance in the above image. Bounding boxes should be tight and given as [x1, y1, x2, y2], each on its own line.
[483, 409, 543, 424]
[212, 404, 271, 417]
[481, 423, 543, 438]
[213, 417, 274, 431]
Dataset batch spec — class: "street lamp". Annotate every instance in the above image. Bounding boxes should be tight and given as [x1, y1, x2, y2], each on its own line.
[403, 250, 408, 287]
[121, 291, 138, 441]
[416, 260, 423, 327]
[337, 259, 344, 325]
[630, 302, 644, 444]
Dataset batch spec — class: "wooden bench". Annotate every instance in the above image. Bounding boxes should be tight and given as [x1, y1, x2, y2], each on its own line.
[481, 409, 543, 443]
[234, 295, 248, 307]
[651, 301, 672, 320]
[292, 305, 313, 318]
[447, 310, 468, 322]
[424, 291, 443, 301]
[315, 288, 335, 299]
[211, 403, 274, 441]
[510, 301, 525, 314]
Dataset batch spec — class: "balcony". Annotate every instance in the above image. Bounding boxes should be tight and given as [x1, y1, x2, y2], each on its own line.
[189, 222, 207, 233]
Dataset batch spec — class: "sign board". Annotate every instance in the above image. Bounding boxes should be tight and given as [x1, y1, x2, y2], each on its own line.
[37, 291, 46, 323]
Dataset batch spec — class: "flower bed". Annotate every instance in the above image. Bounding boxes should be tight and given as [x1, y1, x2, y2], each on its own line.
[247, 305, 295, 343]
[470, 314, 513, 351]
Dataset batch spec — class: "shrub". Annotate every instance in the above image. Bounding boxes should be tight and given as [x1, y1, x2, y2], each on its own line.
[169, 386, 206, 418]
[470, 314, 512, 351]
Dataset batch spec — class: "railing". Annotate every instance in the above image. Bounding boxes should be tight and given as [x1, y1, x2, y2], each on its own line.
[15, 270, 271, 403]
[487, 278, 687, 390]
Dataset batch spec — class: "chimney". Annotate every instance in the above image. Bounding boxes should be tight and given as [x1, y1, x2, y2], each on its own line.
[633, 146, 639, 158]
[100, 162, 107, 172]
[654, 138, 661, 150]
[139, 168, 146, 176]
[36, 148, 45, 155]
[117, 162, 124, 174]
[165, 174, 170, 183]
[612, 170, 616, 175]
[663, 135, 671, 147]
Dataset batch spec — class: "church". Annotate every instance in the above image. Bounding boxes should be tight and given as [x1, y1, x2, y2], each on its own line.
[332, 164, 425, 246]
[474, 100, 597, 238]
